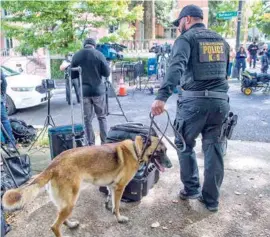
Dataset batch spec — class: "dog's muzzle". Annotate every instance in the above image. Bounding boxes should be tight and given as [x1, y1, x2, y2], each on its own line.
[151, 151, 172, 172]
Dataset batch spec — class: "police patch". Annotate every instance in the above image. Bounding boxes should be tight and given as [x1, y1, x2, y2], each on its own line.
[199, 41, 226, 62]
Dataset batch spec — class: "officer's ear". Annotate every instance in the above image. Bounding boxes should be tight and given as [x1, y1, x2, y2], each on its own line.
[186, 16, 192, 24]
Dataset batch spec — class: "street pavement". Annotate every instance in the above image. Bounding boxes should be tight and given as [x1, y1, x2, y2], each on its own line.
[5, 66, 270, 237]
[11, 73, 270, 143]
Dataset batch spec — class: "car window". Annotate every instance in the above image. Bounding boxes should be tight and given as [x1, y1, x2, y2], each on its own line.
[0, 65, 20, 77]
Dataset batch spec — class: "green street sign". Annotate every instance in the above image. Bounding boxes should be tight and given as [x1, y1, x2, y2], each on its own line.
[216, 11, 238, 20]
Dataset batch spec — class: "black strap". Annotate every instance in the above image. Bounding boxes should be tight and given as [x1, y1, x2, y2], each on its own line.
[139, 110, 186, 165]
[132, 142, 140, 160]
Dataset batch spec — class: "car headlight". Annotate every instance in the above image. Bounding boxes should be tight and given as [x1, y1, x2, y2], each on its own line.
[11, 87, 35, 92]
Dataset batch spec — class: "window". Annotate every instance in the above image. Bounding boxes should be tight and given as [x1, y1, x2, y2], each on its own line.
[164, 28, 177, 39]
[5, 38, 13, 49]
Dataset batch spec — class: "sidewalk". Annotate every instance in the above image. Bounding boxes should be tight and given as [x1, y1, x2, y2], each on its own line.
[6, 139, 270, 237]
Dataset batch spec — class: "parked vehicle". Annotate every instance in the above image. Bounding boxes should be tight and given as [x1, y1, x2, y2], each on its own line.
[1, 65, 53, 115]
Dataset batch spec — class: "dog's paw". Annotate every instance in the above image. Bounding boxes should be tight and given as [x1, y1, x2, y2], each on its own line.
[117, 215, 129, 223]
[64, 220, 80, 229]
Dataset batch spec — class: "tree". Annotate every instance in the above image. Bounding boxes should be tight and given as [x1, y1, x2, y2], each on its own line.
[155, 0, 173, 28]
[143, 0, 155, 40]
[256, 0, 270, 37]
[209, 0, 269, 41]
[208, 0, 238, 38]
[1, 0, 143, 54]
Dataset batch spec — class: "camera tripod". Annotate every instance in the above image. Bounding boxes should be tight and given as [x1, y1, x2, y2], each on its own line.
[104, 77, 128, 122]
[28, 89, 55, 151]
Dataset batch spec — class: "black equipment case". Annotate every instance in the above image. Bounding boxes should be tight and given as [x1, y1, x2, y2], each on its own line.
[100, 122, 160, 202]
[48, 124, 84, 159]
[48, 66, 87, 159]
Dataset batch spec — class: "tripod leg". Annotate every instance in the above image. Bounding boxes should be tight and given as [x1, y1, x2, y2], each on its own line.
[105, 81, 109, 116]
[28, 117, 48, 151]
[108, 82, 129, 122]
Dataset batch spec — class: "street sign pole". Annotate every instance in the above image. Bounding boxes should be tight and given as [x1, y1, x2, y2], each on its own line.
[236, 0, 243, 52]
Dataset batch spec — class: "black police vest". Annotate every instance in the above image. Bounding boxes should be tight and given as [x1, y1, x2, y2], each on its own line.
[182, 27, 229, 81]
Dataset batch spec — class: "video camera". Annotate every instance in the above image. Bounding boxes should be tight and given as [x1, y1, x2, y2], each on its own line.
[149, 43, 172, 55]
[42, 79, 56, 91]
[96, 43, 127, 61]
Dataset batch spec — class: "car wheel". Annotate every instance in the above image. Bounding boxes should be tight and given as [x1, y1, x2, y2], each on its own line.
[6, 95, 16, 115]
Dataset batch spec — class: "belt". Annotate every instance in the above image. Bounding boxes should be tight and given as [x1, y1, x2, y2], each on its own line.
[182, 90, 228, 100]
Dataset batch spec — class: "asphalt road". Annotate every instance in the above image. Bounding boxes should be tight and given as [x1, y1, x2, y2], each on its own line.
[10, 77, 270, 143]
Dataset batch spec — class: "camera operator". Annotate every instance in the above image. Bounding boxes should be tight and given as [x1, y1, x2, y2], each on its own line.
[60, 53, 81, 105]
[71, 38, 110, 145]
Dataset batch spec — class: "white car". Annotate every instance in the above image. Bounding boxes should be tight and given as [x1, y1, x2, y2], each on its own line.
[1, 65, 53, 115]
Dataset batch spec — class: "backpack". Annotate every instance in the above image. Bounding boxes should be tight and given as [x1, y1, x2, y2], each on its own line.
[9, 118, 37, 146]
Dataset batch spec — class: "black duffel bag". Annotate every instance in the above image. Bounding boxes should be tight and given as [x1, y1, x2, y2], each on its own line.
[1, 147, 32, 196]
[9, 118, 37, 146]
[100, 122, 160, 202]
[106, 122, 157, 143]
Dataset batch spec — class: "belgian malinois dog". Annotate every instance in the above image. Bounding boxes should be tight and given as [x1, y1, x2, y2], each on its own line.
[2, 136, 171, 237]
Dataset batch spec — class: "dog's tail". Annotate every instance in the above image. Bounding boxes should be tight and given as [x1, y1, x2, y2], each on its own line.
[2, 165, 53, 211]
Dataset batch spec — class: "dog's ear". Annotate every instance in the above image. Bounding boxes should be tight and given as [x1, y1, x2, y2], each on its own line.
[141, 135, 151, 147]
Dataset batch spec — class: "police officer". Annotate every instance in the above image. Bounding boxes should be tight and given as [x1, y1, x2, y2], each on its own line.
[60, 53, 81, 105]
[151, 5, 230, 212]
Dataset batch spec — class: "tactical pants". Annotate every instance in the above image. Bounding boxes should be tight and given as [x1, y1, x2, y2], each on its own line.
[83, 95, 107, 146]
[174, 97, 230, 208]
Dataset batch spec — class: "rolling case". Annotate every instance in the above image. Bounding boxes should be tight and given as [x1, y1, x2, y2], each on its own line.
[48, 66, 88, 159]
[100, 122, 160, 202]
[48, 124, 84, 159]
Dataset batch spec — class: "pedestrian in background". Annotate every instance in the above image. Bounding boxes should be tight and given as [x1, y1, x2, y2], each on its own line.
[235, 46, 247, 79]
[228, 47, 235, 79]
[261, 46, 269, 74]
[60, 53, 81, 105]
[248, 41, 259, 69]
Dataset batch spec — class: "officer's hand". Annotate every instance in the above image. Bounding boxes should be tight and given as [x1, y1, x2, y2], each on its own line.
[151, 100, 165, 116]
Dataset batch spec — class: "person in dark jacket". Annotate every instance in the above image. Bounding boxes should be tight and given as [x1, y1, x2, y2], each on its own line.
[261, 48, 269, 73]
[248, 41, 259, 68]
[71, 38, 110, 145]
[151, 5, 230, 212]
[60, 53, 80, 105]
[235, 46, 247, 79]
[1, 69, 16, 153]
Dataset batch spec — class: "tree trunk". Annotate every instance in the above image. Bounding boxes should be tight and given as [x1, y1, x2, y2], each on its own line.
[143, 0, 155, 41]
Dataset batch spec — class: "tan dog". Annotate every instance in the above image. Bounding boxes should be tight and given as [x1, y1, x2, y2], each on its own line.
[2, 136, 169, 237]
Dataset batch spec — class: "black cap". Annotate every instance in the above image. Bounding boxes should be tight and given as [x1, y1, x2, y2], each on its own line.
[83, 38, 96, 47]
[172, 4, 203, 27]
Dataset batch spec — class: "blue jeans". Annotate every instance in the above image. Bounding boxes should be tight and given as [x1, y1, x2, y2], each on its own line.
[250, 55, 257, 68]
[174, 97, 230, 208]
[228, 62, 233, 77]
[1, 102, 15, 145]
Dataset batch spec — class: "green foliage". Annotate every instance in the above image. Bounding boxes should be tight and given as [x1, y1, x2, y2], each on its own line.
[1, 0, 143, 55]
[208, 0, 238, 38]
[155, 0, 173, 27]
[256, 0, 270, 37]
[51, 59, 64, 80]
